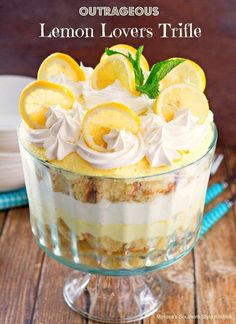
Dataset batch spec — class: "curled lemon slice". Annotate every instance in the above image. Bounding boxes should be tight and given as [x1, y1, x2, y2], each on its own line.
[160, 58, 206, 92]
[153, 83, 209, 124]
[100, 44, 149, 71]
[82, 102, 140, 152]
[91, 55, 138, 95]
[38, 52, 85, 82]
[19, 80, 75, 129]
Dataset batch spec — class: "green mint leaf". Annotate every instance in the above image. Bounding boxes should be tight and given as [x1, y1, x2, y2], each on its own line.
[135, 45, 144, 64]
[105, 48, 184, 99]
[104, 46, 145, 88]
[138, 58, 185, 99]
[146, 58, 184, 85]
[105, 48, 126, 58]
[134, 46, 144, 86]
[137, 80, 160, 99]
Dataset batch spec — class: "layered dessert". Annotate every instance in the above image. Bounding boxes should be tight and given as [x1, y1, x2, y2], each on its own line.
[19, 45, 216, 269]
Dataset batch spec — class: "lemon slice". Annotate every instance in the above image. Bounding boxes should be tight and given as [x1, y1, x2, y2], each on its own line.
[91, 55, 138, 95]
[38, 52, 85, 82]
[100, 44, 149, 71]
[160, 58, 206, 92]
[153, 83, 209, 123]
[19, 80, 75, 129]
[82, 102, 140, 152]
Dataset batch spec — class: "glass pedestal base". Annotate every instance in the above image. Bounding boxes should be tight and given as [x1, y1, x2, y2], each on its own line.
[63, 271, 165, 323]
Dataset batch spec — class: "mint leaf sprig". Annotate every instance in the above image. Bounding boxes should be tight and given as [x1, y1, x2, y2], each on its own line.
[105, 46, 184, 99]
[105, 46, 144, 87]
[137, 58, 185, 98]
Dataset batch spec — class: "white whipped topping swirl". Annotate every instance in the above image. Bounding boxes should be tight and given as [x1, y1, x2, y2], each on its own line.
[48, 63, 93, 98]
[26, 102, 84, 160]
[142, 109, 213, 167]
[77, 129, 145, 169]
[83, 80, 154, 114]
[49, 74, 80, 98]
[142, 113, 180, 166]
[49, 65, 153, 115]
[26, 104, 145, 169]
[25, 106, 213, 168]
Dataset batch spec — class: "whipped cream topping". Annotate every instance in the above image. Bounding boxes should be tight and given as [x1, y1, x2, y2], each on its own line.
[23, 58, 214, 169]
[25, 104, 145, 168]
[142, 109, 213, 167]
[49, 64, 153, 115]
[25, 103, 213, 169]
[49, 73, 81, 97]
[77, 130, 145, 169]
[49, 63, 94, 98]
[26, 103, 84, 160]
[83, 80, 153, 114]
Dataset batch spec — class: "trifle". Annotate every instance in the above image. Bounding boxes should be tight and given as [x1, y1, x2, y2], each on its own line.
[18, 45, 217, 321]
[19, 45, 216, 273]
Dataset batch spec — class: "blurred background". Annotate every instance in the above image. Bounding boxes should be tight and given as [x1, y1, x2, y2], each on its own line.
[0, 0, 235, 146]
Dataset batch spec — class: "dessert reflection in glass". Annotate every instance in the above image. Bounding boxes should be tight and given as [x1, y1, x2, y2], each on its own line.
[18, 45, 217, 322]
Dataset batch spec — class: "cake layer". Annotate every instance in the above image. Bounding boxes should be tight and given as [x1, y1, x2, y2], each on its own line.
[30, 177, 204, 242]
[31, 216, 199, 269]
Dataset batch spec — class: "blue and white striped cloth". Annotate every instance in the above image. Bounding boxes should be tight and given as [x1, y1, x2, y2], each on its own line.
[0, 187, 28, 210]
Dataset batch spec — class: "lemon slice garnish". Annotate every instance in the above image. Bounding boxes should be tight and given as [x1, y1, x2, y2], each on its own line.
[19, 80, 75, 129]
[153, 83, 209, 124]
[100, 44, 149, 71]
[38, 52, 85, 82]
[91, 55, 138, 95]
[160, 58, 206, 92]
[82, 102, 140, 152]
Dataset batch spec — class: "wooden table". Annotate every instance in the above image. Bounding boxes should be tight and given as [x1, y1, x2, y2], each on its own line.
[0, 148, 235, 324]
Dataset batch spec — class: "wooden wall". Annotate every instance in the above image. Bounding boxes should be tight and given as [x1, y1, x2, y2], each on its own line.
[0, 0, 235, 146]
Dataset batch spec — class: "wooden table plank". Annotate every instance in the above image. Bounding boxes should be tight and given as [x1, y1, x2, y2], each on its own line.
[144, 253, 195, 324]
[33, 255, 87, 324]
[0, 211, 7, 234]
[33, 255, 143, 324]
[0, 208, 44, 324]
[225, 147, 236, 218]
[33, 254, 195, 324]
[194, 148, 236, 323]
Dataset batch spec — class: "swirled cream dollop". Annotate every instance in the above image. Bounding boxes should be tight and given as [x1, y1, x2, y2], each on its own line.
[49, 64, 153, 114]
[48, 63, 93, 98]
[83, 80, 154, 114]
[25, 104, 145, 168]
[49, 73, 81, 97]
[77, 129, 145, 169]
[26, 102, 84, 160]
[142, 109, 213, 167]
[24, 98, 213, 169]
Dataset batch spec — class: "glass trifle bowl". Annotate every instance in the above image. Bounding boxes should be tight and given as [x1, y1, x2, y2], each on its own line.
[18, 123, 217, 322]
[18, 46, 217, 322]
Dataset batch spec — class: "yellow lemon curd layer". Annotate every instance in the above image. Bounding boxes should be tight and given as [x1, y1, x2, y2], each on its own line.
[22, 124, 214, 177]
[33, 205, 199, 243]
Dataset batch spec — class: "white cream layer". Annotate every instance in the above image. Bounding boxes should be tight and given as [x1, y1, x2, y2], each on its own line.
[35, 173, 207, 225]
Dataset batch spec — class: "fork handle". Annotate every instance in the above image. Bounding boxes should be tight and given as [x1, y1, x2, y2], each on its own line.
[200, 201, 231, 237]
[205, 182, 227, 205]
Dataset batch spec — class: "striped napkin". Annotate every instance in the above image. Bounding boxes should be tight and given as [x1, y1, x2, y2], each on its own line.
[0, 187, 28, 210]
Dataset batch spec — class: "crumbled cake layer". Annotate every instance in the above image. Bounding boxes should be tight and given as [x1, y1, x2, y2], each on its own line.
[31, 214, 200, 270]
[51, 171, 177, 203]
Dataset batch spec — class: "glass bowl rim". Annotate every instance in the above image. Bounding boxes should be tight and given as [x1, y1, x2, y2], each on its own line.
[18, 122, 218, 180]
